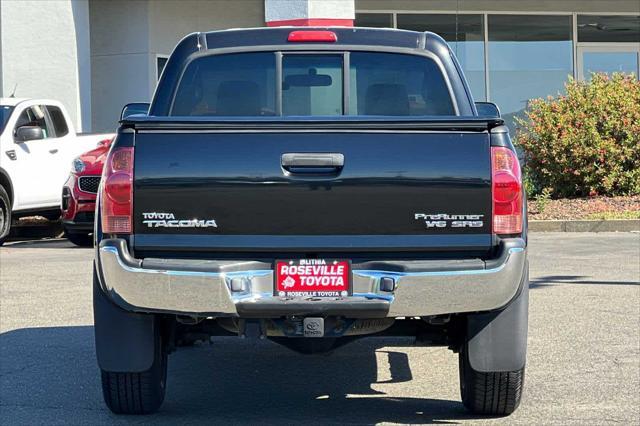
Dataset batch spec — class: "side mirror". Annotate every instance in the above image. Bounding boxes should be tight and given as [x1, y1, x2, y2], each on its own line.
[15, 126, 45, 143]
[121, 102, 150, 120]
[475, 102, 501, 118]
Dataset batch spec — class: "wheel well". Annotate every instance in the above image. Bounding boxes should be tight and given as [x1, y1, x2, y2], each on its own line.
[0, 169, 13, 207]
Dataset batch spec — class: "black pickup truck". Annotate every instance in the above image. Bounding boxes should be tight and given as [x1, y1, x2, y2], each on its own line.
[93, 27, 528, 415]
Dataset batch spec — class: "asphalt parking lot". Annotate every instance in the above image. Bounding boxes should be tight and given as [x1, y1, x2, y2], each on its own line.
[0, 232, 638, 425]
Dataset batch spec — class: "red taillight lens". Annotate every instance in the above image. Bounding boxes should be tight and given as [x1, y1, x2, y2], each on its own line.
[491, 147, 523, 234]
[287, 30, 337, 42]
[101, 147, 133, 234]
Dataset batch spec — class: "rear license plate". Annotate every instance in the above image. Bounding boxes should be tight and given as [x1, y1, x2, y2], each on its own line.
[275, 259, 351, 298]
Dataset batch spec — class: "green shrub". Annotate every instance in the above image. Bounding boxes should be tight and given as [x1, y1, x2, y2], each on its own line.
[515, 73, 640, 197]
[522, 172, 538, 199]
[534, 187, 553, 214]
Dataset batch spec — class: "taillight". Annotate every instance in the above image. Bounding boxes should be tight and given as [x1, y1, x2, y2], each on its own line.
[491, 146, 523, 234]
[101, 147, 133, 234]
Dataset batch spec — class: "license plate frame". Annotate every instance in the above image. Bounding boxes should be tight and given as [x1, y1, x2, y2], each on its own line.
[274, 259, 352, 298]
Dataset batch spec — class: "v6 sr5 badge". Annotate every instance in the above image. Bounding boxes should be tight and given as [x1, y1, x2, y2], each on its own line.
[415, 213, 484, 229]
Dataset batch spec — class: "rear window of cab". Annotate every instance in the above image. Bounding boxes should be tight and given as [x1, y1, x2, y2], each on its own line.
[171, 52, 456, 117]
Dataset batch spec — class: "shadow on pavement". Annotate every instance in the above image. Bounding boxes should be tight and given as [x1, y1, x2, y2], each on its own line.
[7, 220, 63, 241]
[530, 275, 639, 288]
[2, 239, 83, 249]
[0, 326, 481, 425]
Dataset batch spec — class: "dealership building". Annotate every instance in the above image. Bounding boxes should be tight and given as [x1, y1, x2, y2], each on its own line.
[0, 0, 638, 132]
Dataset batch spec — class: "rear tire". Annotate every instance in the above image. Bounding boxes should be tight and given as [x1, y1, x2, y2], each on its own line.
[100, 338, 167, 414]
[0, 186, 11, 246]
[459, 343, 524, 416]
[65, 230, 93, 247]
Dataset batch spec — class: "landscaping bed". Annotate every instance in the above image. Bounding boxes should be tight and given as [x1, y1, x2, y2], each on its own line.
[528, 195, 640, 221]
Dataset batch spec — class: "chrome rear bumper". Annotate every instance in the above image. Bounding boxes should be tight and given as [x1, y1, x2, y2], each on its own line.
[96, 238, 527, 318]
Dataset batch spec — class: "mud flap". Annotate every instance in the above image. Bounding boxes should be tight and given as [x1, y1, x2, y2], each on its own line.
[466, 263, 529, 372]
[93, 265, 157, 372]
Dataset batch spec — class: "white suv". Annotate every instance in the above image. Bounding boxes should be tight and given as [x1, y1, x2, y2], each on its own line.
[0, 98, 113, 244]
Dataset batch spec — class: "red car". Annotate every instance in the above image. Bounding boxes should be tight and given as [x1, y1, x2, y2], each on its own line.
[61, 137, 113, 246]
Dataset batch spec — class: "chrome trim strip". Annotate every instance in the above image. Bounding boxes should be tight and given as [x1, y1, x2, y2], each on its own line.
[98, 239, 526, 317]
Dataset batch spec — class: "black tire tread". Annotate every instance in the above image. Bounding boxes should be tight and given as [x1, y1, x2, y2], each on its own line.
[0, 185, 11, 246]
[100, 343, 166, 414]
[460, 346, 524, 416]
[101, 368, 164, 414]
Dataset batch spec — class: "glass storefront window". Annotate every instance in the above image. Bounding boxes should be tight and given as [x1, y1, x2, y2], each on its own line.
[488, 15, 573, 128]
[397, 14, 486, 101]
[578, 15, 640, 43]
[582, 51, 639, 78]
[355, 13, 393, 28]
[577, 15, 640, 80]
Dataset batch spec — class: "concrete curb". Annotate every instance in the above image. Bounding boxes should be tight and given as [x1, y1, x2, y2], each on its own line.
[529, 219, 640, 232]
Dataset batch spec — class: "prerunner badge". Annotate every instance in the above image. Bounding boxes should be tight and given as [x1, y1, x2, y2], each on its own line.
[275, 259, 350, 298]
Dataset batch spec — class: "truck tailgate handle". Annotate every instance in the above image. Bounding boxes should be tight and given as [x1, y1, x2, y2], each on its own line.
[281, 153, 344, 171]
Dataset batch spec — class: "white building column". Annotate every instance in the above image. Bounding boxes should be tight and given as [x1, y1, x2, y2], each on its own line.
[0, 0, 91, 131]
[89, 0, 153, 133]
[264, 0, 354, 27]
